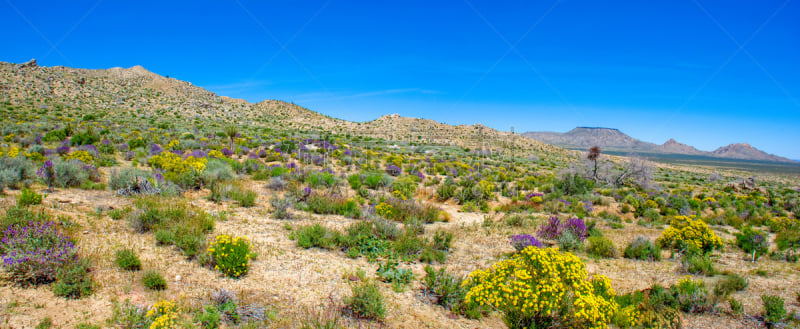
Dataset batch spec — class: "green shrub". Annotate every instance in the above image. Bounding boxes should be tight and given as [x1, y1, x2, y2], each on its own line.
[364, 172, 390, 189]
[108, 168, 152, 191]
[130, 197, 214, 257]
[207, 234, 254, 278]
[53, 259, 94, 299]
[345, 282, 385, 320]
[556, 230, 583, 252]
[586, 236, 617, 258]
[729, 297, 743, 315]
[17, 188, 43, 207]
[761, 295, 786, 325]
[304, 193, 362, 219]
[110, 299, 150, 328]
[713, 272, 748, 298]
[421, 265, 484, 318]
[52, 158, 90, 188]
[230, 188, 256, 207]
[553, 173, 594, 196]
[436, 179, 457, 201]
[623, 236, 661, 261]
[347, 174, 362, 190]
[143, 270, 167, 290]
[432, 230, 453, 251]
[195, 305, 221, 329]
[392, 233, 424, 259]
[0, 156, 37, 192]
[270, 195, 294, 219]
[376, 259, 413, 291]
[734, 225, 769, 261]
[682, 253, 715, 276]
[776, 229, 800, 251]
[293, 224, 337, 249]
[671, 276, 715, 313]
[115, 248, 142, 271]
[35, 317, 52, 329]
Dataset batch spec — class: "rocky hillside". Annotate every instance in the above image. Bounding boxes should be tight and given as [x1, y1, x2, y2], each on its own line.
[523, 127, 660, 151]
[0, 60, 563, 157]
[712, 143, 793, 163]
[661, 138, 705, 155]
[523, 127, 796, 163]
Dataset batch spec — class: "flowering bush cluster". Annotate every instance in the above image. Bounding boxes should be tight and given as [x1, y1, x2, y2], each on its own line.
[148, 151, 207, 174]
[537, 216, 588, 241]
[510, 234, 543, 251]
[464, 246, 618, 329]
[65, 150, 93, 163]
[146, 299, 180, 329]
[734, 225, 769, 260]
[0, 221, 77, 286]
[207, 234, 253, 278]
[375, 202, 393, 218]
[657, 216, 723, 254]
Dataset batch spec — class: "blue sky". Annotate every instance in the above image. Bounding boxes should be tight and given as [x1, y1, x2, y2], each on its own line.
[2, 0, 799, 159]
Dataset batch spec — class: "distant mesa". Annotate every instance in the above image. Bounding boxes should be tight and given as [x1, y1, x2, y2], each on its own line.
[522, 127, 796, 164]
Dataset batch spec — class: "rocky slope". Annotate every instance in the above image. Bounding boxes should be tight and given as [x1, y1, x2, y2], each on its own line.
[711, 143, 793, 163]
[0, 60, 563, 156]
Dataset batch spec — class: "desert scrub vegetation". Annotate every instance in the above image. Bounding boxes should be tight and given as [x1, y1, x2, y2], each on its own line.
[205, 234, 255, 278]
[291, 220, 454, 262]
[1, 64, 799, 328]
[0, 206, 94, 299]
[464, 246, 620, 329]
[129, 197, 215, 258]
[345, 281, 385, 320]
[114, 248, 142, 271]
[656, 215, 723, 254]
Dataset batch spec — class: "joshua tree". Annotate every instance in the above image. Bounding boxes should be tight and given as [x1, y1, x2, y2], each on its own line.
[225, 125, 238, 150]
[587, 146, 601, 182]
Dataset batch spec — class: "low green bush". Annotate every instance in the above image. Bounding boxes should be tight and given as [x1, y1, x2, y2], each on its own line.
[624, 236, 661, 261]
[682, 253, 715, 276]
[17, 188, 43, 207]
[115, 248, 142, 271]
[376, 259, 413, 292]
[52, 259, 94, 299]
[143, 270, 167, 290]
[586, 236, 617, 258]
[292, 224, 337, 249]
[345, 282, 385, 320]
[761, 295, 786, 325]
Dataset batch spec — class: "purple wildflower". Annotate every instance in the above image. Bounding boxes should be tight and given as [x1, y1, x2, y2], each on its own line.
[510, 234, 543, 251]
[386, 164, 402, 176]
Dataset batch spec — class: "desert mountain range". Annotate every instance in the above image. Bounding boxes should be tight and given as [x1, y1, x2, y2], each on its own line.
[523, 127, 796, 164]
[1, 59, 792, 164]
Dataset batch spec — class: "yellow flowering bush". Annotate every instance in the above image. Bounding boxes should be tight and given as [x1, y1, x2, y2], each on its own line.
[3, 134, 14, 142]
[376, 202, 393, 218]
[146, 299, 179, 329]
[208, 149, 225, 159]
[166, 139, 179, 150]
[464, 247, 618, 329]
[207, 234, 253, 278]
[657, 216, 723, 254]
[148, 152, 206, 174]
[5, 146, 20, 158]
[66, 150, 93, 163]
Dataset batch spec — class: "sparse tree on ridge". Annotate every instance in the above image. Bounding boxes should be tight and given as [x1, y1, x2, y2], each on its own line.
[587, 146, 601, 182]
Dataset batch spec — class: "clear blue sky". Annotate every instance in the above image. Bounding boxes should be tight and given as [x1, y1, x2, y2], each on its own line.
[2, 0, 799, 159]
